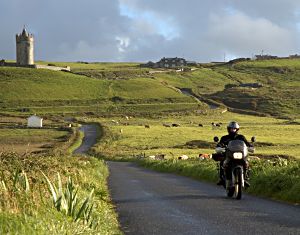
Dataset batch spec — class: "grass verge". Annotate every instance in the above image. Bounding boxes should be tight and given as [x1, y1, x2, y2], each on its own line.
[67, 126, 84, 155]
[0, 152, 122, 234]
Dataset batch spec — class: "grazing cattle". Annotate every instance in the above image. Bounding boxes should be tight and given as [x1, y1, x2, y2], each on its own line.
[111, 120, 119, 124]
[148, 154, 165, 160]
[136, 153, 146, 159]
[145, 125, 150, 128]
[178, 155, 189, 160]
[163, 123, 171, 127]
[211, 122, 221, 129]
[198, 123, 203, 127]
[199, 153, 211, 160]
[172, 123, 180, 127]
[125, 116, 129, 120]
[155, 154, 165, 160]
[119, 129, 123, 134]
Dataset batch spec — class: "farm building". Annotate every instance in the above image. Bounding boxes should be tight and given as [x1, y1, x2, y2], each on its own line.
[27, 115, 43, 128]
[140, 57, 196, 68]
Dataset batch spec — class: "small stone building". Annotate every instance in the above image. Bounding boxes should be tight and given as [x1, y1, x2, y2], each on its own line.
[27, 115, 43, 128]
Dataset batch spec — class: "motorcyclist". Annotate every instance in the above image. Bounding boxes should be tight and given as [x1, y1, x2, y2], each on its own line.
[216, 121, 251, 187]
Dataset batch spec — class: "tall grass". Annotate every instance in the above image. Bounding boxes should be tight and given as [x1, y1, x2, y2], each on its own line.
[0, 152, 122, 234]
[248, 159, 300, 202]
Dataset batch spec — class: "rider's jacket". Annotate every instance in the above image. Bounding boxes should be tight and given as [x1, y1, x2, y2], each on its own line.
[217, 133, 251, 148]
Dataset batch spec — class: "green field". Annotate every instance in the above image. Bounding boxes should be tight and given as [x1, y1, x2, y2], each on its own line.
[89, 112, 300, 160]
[0, 128, 69, 154]
[0, 115, 80, 155]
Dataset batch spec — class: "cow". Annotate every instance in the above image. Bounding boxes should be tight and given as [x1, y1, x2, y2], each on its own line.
[178, 155, 189, 160]
[155, 154, 165, 160]
[199, 153, 212, 160]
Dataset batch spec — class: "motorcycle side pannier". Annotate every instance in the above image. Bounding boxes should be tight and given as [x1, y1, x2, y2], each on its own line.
[212, 153, 225, 162]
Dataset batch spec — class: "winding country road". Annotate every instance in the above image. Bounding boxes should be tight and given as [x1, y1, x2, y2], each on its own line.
[73, 124, 98, 154]
[74, 124, 300, 235]
[108, 162, 300, 235]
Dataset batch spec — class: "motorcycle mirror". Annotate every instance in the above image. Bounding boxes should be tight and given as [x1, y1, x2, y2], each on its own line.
[213, 136, 219, 142]
[251, 136, 256, 142]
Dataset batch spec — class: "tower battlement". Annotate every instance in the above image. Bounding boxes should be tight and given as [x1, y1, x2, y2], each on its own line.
[16, 28, 34, 42]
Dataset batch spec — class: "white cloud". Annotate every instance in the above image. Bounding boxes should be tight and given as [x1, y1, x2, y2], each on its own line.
[206, 12, 297, 56]
[116, 36, 130, 53]
[119, 0, 179, 40]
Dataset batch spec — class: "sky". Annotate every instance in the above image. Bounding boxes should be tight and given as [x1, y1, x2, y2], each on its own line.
[1, 0, 300, 62]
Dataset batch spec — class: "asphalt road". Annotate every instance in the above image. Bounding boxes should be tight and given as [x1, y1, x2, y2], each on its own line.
[73, 124, 98, 154]
[108, 161, 300, 235]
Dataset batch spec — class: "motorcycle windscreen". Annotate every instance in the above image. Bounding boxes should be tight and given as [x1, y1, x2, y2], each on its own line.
[227, 140, 248, 157]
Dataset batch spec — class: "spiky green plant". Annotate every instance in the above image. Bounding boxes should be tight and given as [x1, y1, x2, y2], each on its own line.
[42, 171, 97, 227]
[7, 170, 30, 193]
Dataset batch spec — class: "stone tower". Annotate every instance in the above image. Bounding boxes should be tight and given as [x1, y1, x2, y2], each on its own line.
[16, 27, 34, 65]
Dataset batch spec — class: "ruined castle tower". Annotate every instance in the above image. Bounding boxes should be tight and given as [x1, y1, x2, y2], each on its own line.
[16, 27, 34, 65]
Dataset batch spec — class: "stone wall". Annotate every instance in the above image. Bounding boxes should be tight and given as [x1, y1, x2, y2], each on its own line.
[0, 61, 70, 71]
[35, 65, 71, 71]
[0, 61, 36, 68]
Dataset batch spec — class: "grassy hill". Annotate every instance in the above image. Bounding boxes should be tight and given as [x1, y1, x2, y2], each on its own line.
[151, 59, 300, 119]
[208, 59, 300, 118]
[0, 66, 197, 115]
[0, 59, 299, 118]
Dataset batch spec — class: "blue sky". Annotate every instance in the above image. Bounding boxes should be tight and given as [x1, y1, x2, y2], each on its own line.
[1, 0, 300, 62]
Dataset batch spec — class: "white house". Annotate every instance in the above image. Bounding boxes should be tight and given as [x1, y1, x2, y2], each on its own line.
[27, 115, 43, 128]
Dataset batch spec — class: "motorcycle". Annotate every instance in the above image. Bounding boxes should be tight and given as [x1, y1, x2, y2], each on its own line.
[213, 136, 255, 200]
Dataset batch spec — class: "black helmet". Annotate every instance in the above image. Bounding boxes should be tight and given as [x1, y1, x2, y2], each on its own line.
[227, 121, 240, 135]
